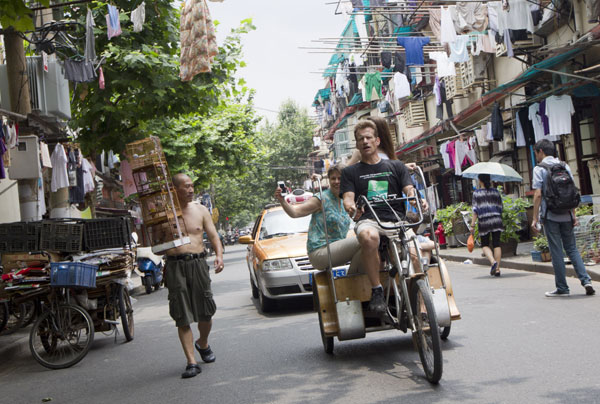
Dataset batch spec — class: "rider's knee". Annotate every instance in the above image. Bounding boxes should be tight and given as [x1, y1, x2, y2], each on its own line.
[358, 228, 379, 248]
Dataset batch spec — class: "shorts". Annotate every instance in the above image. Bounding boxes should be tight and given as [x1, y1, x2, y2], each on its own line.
[164, 257, 216, 327]
[480, 231, 501, 248]
[308, 236, 363, 274]
[355, 218, 415, 240]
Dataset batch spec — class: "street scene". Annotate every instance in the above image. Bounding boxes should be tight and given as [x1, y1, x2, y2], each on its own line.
[2, 244, 600, 404]
[2, 0, 600, 403]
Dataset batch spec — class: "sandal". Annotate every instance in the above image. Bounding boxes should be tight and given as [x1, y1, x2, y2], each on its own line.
[195, 342, 216, 363]
[490, 262, 498, 276]
[181, 363, 201, 379]
[494, 270, 501, 277]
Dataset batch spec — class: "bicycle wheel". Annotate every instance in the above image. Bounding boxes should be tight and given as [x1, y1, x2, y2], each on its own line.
[118, 284, 135, 342]
[0, 301, 8, 333]
[1, 302, 25, 335]
[20, 300, 37, 328]
[410, 278, 443, 384]
[30, 304, 95, 369]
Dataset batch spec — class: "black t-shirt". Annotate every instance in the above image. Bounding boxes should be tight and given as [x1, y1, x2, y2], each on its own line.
[340, 159, 413, 222]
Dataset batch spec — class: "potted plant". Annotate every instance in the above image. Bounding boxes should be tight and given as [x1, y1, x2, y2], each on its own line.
[499, 190, 531, 257]
[435, 202, 468, 248]
[532, 234, 551, 262]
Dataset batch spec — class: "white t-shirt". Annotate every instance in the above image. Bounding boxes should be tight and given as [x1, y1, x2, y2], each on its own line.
[528, 103, 545, 142]
[393, 72, 411, 99]
[50, 144, 69, 192]
[545, 95, 575, 136]
[429, 51, 456, 78]
[440, 7, 457, 43]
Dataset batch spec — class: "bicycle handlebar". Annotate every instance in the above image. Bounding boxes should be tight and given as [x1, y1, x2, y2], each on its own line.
[357, 192, 424, 231]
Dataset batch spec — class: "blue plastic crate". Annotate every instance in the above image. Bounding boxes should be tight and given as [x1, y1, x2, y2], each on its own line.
[50, 262, 98, 289]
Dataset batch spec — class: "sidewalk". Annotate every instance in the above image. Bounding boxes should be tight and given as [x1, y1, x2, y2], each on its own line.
[439, 241, 600, 282]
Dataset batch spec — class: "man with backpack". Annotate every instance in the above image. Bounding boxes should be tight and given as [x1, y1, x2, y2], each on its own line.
[531, 139, 595, 297]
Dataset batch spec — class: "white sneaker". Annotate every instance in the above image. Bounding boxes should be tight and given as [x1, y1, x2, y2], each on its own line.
[545, 289, 570, 297]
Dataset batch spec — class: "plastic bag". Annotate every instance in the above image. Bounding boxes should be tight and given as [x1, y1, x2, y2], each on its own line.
[467, 234, 475, 252]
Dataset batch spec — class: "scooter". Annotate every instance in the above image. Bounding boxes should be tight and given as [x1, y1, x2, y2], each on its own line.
[136, 247, 164, 294]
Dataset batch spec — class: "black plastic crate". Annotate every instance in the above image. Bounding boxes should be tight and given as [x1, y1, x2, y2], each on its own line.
[0, 222, 41, 253]
[82, 217, 131, 251]
[40, 221, 83, 252]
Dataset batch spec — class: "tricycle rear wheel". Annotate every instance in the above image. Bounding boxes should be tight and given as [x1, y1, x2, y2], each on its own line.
[313, 287, 333, 354]
[410, 278, 443, 384]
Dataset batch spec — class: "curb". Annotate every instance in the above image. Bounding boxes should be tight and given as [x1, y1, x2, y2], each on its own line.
[440, 253, 600, 282]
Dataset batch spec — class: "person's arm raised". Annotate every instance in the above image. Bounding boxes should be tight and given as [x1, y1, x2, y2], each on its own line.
[275, 187, 320, 218]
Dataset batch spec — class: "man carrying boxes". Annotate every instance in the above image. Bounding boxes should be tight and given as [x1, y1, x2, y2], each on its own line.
[162, 173, 224, 379]
[127, 137, 223, 379]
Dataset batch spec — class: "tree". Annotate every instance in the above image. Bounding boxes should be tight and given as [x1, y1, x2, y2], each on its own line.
[261, 100, 315, 187]
[66, 1, 255, 156]
[211, 100, 316, 227]
[0, 1, 49, 32]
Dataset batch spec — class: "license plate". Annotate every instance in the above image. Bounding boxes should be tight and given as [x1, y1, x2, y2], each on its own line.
[308, 268, 347, 285]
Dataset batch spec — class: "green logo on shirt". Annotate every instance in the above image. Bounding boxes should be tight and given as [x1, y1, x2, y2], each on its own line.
[367, 180, 389, 199]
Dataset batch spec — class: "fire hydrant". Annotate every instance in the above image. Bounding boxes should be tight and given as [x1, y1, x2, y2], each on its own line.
[435, 222, 447, 248]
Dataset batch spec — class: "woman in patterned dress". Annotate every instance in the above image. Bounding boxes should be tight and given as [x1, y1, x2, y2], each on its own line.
[470, 174, 504, 276]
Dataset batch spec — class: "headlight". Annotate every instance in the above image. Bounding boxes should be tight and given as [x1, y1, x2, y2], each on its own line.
[262, 259, 293, 271]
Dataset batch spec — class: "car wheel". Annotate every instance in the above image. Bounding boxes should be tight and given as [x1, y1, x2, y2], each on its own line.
[250, 277, 259, 299]
[257, 279, 275, 313]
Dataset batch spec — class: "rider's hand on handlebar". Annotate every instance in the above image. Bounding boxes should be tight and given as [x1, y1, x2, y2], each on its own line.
[311, 173, 322, 181]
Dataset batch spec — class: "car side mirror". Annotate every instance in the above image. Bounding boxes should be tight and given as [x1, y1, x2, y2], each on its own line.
[238, 235, 254, 244]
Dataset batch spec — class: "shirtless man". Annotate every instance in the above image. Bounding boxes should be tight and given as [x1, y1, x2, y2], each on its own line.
[162, 173, 223, 379]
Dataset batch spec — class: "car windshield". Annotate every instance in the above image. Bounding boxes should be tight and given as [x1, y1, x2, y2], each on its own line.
[259, 210, 310, 240]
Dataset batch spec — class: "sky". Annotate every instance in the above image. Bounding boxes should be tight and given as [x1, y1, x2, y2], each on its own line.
[208, 0, 350, 123]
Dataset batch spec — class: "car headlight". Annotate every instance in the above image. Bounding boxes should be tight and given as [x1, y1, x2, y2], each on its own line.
[262, 259, 293, 271]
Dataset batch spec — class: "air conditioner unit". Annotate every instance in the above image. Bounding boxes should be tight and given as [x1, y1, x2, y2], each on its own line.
[0, 56, 71, 120]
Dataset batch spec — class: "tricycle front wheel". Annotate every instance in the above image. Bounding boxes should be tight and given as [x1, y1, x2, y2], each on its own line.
[118, 284, 134, 342]
[30, 303, 94, 369]
[410, 278, 443, 384]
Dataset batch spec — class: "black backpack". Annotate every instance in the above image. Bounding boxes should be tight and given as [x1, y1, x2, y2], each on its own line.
[539, 162, 580, 215]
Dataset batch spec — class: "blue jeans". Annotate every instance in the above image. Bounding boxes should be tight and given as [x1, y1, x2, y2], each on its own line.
[544, 219, 591, 293]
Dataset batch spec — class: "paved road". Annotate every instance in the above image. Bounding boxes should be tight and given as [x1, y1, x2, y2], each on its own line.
[1, 244, 599, 404]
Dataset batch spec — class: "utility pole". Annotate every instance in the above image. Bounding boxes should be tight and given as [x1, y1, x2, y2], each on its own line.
[4, 29, 31, 115]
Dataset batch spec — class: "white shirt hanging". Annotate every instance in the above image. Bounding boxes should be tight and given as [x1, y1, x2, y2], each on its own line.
[81, 158, 95, 194]
[131, 2, 146, 32]
[440, 7, 457, 43]
[515, 114, 526, 147]
[528, 103, 545, 142]
[50, 144, 69, 192]
[393, 72, 411, 99]
[429, 51, 456, 78]
[545, 95, 575, 136]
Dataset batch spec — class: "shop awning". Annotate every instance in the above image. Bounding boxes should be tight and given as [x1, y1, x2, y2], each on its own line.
[323, 16, 360, 78]
[312, 88, 331, 106]
[485, 44, 591, 96]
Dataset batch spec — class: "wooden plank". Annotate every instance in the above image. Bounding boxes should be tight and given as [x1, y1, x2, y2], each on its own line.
[315, 271, 338, 335]
[438, 259, 461, 320]
[334, 274, 371, 302]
